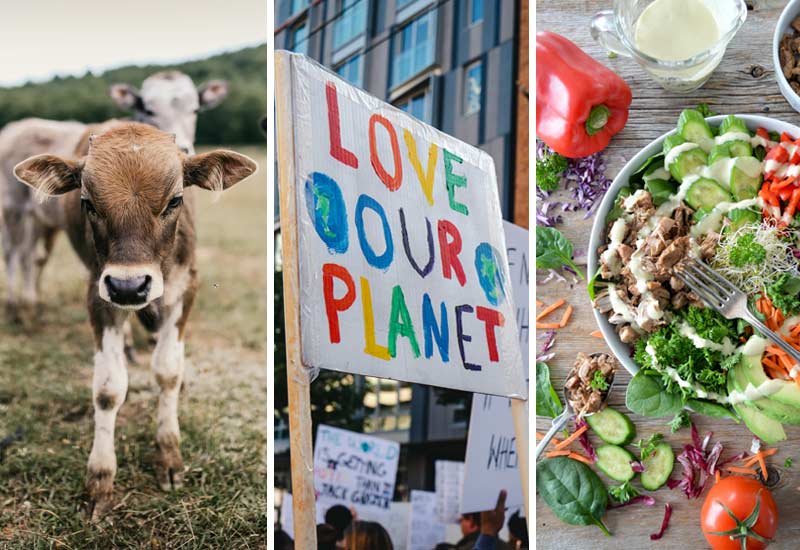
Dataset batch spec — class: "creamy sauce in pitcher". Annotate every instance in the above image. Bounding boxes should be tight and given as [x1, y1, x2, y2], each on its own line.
[634, 0, 720, 61]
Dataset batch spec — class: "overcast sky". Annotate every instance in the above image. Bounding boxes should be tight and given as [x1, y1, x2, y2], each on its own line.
[0, 0, 267, 87]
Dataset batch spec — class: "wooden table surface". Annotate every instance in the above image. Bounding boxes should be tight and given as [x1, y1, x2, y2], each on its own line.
[536, 1, 800, 548]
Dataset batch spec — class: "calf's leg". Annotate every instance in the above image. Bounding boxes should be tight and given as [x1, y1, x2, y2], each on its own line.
[86, 319, 128, 520]
[0, 207, 22, 322]
[151, 302, 186, 490]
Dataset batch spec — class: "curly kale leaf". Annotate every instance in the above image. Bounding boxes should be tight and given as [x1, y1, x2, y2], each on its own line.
[766, 273, 800, 316]
[536, 146, 568, 191]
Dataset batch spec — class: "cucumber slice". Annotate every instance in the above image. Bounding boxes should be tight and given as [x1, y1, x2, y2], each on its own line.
[595, 445, 636, 482]
[669, 148, 708, 181]
[719, 115, 750, 135]
[730, 166, 761, 200]
[685, 177, 732, 210]
[586, 407, 637, 445]
[708, 143, 731, 165]
[678, 109, 714, 146]
[693, 207, 713, 222]
[644, 179, 677, 207]
[663, 134, 686, 155]
[728, 141, 753, 158]
[727, 208, 760, 231]
[640, 443, 675, 491]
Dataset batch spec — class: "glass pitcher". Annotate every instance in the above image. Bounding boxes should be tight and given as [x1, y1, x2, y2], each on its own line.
[590, 0, 747, 92]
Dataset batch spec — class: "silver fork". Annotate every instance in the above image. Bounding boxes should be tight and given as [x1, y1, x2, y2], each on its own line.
[675, 259, 800, 366]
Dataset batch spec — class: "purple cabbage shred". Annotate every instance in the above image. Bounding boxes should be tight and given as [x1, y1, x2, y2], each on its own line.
[574, 418, 597, 462]
[650, 503, 673, 541]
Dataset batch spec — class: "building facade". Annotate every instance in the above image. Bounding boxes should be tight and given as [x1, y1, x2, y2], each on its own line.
[274, 0, 525, 498]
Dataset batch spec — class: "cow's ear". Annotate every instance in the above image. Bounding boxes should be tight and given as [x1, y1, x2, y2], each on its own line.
[109, 83, 143, 111]
[198, 80, 229, 111]
[183, 150, 257, 192]
[14, 154, 83, 198]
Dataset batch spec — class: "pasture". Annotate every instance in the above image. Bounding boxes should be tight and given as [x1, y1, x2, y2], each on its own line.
[0, 145, 268, 548]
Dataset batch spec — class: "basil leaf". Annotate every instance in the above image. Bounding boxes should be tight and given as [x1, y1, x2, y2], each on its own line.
[687, 398, 738, 422]
[536, 362, 563, 418]
[625, 371, 684, 417]
[537, 456, 611, 536]
[536, 226, 585, 279]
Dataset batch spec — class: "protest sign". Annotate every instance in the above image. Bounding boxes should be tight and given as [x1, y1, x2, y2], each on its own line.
[434, 460, 465, 524]
[280, 492, 294, 539]
[461, 222, 529, 514]
[408, 490, 447, 550]
[277, 51, 525, 398]
[313, 424, 400, 521]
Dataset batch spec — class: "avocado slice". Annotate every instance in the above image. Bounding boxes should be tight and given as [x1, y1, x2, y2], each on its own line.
[731, 359, 800, 425]
[740, 353, 800, 409]
[727, 368, 787, 444]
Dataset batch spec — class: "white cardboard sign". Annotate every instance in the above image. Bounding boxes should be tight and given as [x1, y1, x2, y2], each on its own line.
[313, 424, 400, 521]
[407, 490, 447, 550]
[434, 460, 465, 524]
[462, 222, 529, 514]
[278, 51, 526, 399]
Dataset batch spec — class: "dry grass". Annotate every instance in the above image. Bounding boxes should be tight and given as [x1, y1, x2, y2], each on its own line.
[0, 145, 268, 549]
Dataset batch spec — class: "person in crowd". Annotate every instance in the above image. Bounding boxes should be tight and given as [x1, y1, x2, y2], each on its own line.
[344, 520, 393, 550]
[325, 504, 354, 545]
[434, 544, 458, 550]
[456, 490, 509, 550]
[507, 510, 528, 549]
[274, 528, 294, 550]
[317, 523, 339, 550]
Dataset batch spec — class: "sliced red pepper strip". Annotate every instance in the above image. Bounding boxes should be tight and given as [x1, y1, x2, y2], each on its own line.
[535, 31, 632, 158]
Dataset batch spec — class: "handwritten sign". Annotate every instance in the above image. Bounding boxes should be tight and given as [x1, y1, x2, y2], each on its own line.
[280, 52, 526, 398]
[313, 424, 400, 521]
[408, 490, 447, 550]
[462, 222, 529, 514]
[434, 460, 465, 524]
[280, 492, 294, 539]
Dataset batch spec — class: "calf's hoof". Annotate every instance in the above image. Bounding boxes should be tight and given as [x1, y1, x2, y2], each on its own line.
[85, 468, 115, 521]
[155, 439, 184, 491]
[4, 303, 20, 325]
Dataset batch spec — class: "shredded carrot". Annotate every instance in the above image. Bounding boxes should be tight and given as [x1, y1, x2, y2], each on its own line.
[743, 448, 778, 466]
[759, 453, 769, 481]
[554, 424, 588, 450]
[536, 299, 566, 321]
[559, 305, 574, 328]
[590, 330, 603, 338]
[536, 322, 562, 329]
[725, 466, 758, 476]
[715, 471, 721, 484]
[535, 432, 562, 446]
[568, 452, 594, 465]
[536, 299, 544, 307]
[544, 450, 571, 458]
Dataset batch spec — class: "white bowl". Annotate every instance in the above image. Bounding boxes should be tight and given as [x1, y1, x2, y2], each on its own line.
[773, 0, 800, 112]
[587, 114, 800, 375]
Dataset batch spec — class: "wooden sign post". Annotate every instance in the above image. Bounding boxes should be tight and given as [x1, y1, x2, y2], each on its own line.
[275, 50, 529, 542]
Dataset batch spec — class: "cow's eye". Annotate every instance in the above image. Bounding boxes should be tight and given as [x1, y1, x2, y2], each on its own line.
[163, 195, 183, 215]
[81, 198, 98, 218]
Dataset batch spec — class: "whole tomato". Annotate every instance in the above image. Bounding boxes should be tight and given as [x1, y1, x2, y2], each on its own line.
[701, 476, 778, 550]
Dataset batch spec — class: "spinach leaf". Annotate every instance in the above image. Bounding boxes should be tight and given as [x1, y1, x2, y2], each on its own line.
[536, 362, 563, 418]
[536, 226, 585, 279]
[605, 186, 631, 223]
[587, 267, 602, 301]
[687, 398, 739, 422]
[537, 456, 611, 536]
[630, 153, 665, 187]
[625, 371, 684, 417]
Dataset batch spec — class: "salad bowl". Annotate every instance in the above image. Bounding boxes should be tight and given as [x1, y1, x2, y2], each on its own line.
[588, 114, 800, 376]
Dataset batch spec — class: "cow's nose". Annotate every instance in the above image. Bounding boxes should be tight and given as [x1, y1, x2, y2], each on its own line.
[180, 146, 191, 154]
[104, 275, 151, 306]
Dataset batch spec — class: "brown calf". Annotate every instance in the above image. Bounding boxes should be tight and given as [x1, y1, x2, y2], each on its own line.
[14, 122, 257, 519]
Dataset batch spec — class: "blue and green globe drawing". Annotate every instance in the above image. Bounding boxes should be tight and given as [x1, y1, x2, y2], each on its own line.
[304, 171, 348, 254]
[474, 243, 506, 306]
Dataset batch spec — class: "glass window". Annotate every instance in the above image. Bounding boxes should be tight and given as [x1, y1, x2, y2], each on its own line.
[396, 89, 431, 124]
[333, 0, 367, 50]
[336, 55, 363, 87]
[292, 21, 308, 55]
[291, 0, 309, 15]
[363, 377, 413, 434]
[464, 60, 482, 115]
[470, 0, 484, 24]
[392, 11, 436, 86]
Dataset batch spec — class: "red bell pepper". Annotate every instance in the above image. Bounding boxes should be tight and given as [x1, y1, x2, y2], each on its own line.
[536, 31, 632, 158]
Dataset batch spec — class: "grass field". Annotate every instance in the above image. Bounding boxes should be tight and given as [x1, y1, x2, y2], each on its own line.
[0, 145, 268, 548]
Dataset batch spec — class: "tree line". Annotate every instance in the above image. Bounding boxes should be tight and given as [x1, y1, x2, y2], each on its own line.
[0, 45, 268, 145]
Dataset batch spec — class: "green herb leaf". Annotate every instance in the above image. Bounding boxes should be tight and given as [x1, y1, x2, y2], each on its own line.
[590, 370, 610, 391]
[587, 267, 602, 302]
[536, 143, 568, 192]
[669, 410, 691, 433]
[634, 433, 665, 461]
[766, 273, 800, 316]
[609, 481, 639, 504]
[696, 103, 718, 117]
[785, 457, 793, 468]
[625, 372, 684, 417]
[729, 233, 766, 267]
[536, 362, 564, 418]
[536, 226, 585, 279]
[536, 456, 611, 536]
[687, 399, 739, 422]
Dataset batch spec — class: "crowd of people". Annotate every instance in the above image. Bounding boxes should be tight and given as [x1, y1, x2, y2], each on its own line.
[275, 491, 529, 550]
